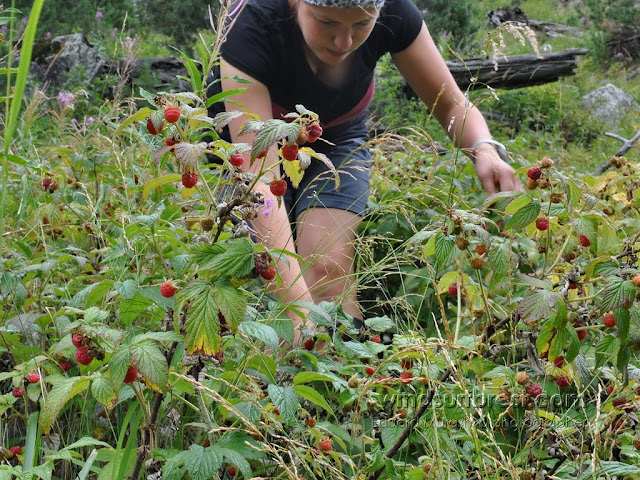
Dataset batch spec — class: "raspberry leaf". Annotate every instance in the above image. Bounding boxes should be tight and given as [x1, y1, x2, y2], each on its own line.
[212, 110, 246, 130]
[238, 321, 279, 353]
[183, 283, 221, 355]
[90, 373, 119, 409]
[518, 289, 561, 325]
[250, 120, 299, 162]
[601, 276, 636, 312]
[114, 107, 153, 136]
[293, 384, 335, 416]
[174, 142, 208, 172]
[214, 281, 247, 334]
[299, 147, 340, 189]
[194, 238, 254, 279]
[267, 385, 299, 424]
[131, 341, 169, 393]
[109, 347, 132, 386]
[40, 377, 91, 435]
[505, 200, 541, 230]
[282, 159, 304, 188]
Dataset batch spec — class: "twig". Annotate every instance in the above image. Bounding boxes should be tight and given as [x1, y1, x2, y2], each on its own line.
[594, 128, 640, 175]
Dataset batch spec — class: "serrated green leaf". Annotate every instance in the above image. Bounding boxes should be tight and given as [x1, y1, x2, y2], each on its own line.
[614, 307, 630, 344]
[504, 195, 532, 215]
[119, 294, 153, 325]
[434, 232, 456, 270]
[220, 448, 252, 479]
[488, 243, 515, 276]
[132, 331, 183, 344]
[341, 341, 374, 358]
[505, 200, 540, 230]
[601, 277, 636, 311]
[183, 445, 223, 480]
[109, 348, 132, 386]
[214, 281, 247, 333]
[518, 290, 560, 325]
[251, 119, 298, 160]
[267, 385, 299, 423]
[84, 306, 110, 324]
[63, 436, 111, 451]
[364, 316, 395, 332]
[115, 279, 137, 300]
[239, 321, 279, 353]
[549, 327, 569, 360]
[40, 377, 90, 434]
[184, 288, 220, 355]
[203, 238, 254, 279]
[293, 384, 335, 416]
[132, 341, 169, 393]
[572, 215, 598, 244]
[595, 335, 620, 368]
[565, 324, 581, 362]
[577, 461, 640, 480]
[481, 190, 522, 210]
[91, 374, 118, 409]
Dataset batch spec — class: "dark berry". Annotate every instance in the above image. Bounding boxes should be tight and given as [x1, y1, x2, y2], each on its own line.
[181, 172, 198, 188]
[526, 383, 543, 398]
[527, 167, 542, 180]
[536, 218, 549, 231]
[269, 179, 287, 197]
[281, 143, 299, 161]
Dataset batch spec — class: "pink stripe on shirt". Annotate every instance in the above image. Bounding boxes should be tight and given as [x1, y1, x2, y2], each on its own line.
[271, 76, 376, 129]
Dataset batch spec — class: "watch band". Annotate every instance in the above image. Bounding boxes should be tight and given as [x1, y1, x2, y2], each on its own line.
[471, 139, 509, 162]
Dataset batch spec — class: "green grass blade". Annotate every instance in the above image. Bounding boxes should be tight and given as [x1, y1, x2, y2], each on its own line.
[76, 449, 99, 480]
[4, 0, 44, 150]
[22, 411, 40, 472]
[111, 402, 142, 480]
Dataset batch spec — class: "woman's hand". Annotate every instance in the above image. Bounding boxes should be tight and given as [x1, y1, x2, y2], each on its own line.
[473, 148, 525, 194]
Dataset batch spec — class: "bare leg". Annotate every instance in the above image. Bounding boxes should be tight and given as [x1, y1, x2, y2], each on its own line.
[294, 207, 362, 319]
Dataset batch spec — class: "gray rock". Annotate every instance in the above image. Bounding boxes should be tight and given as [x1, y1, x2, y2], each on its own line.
[581, 83, 639, 128]
[30, 33, 108, 90]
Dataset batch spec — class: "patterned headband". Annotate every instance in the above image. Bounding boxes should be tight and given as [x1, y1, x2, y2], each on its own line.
[301, 0, 385, 7]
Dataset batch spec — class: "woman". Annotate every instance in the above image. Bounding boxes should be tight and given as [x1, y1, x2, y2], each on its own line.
[210, 0, 523, 340]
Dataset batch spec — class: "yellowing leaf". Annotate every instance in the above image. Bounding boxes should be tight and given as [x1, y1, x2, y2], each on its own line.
[283, 159, 304, 188]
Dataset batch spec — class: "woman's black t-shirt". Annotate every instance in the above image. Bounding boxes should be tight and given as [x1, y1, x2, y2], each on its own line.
[209, 0, 423, 140]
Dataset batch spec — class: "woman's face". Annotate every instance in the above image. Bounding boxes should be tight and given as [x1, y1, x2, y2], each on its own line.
[294, 1, 379, 65]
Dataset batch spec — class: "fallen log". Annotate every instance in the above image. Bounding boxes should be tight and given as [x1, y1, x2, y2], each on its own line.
[446, 48, 589, 90]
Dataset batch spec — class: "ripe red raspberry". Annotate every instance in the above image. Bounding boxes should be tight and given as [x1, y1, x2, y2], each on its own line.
[146, 116, 163, 135]
[603, 314, 616, 329]
[60, 361, 73, 372]
[318, 438, 332, 452]
[269, 179, 287, 197]
[260, 265, 276, 281]
[579, 235, 591, 247]
[365, 366, 376, 376]
[281, 143, 299, 161]
[49, 182, 59, 192]
[303, 338, 316, 351]
[72, 333, 85, 347]
[552, 356, 565, 368]
[526, 167, 542, 180]
[27, 372, 40, 384]
[399, 371, 414, 385]
[9, 446, 21, 456]
[12, 387, 25, 398]
[569, 283, 578, 289]
[164, 107, 180, 124]
[448, 283, 458, 296]
[475, 245, 487, 255]
[308, 123, 323, 142]
[371, 335, 382, 343]
[160, 281, 177, 298]
[124, 365, 138, 384]
[181, 172, 198, 188]
[526, 383, 543, 398]
[305, 417, 317, 428]
[606, 386, 614, 395]
[75, 346, 94, 366]
[577, 329, 587, 341]
[536, 218, 549, 231]
[164, 137, 178, 147]
[226, 465, 237, 477]
[555, 376, 570, 388]
[41, 177, 52, 189]
[230, 153, 244, 167]
[401, 358, 414, 370]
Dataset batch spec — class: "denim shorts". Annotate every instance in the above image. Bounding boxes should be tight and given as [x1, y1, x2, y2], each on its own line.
[282, 136, 371, 225]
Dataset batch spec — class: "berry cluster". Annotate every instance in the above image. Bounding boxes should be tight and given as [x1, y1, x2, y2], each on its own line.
[525, 156, 554, 190]
[41, 177, 59, 193]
